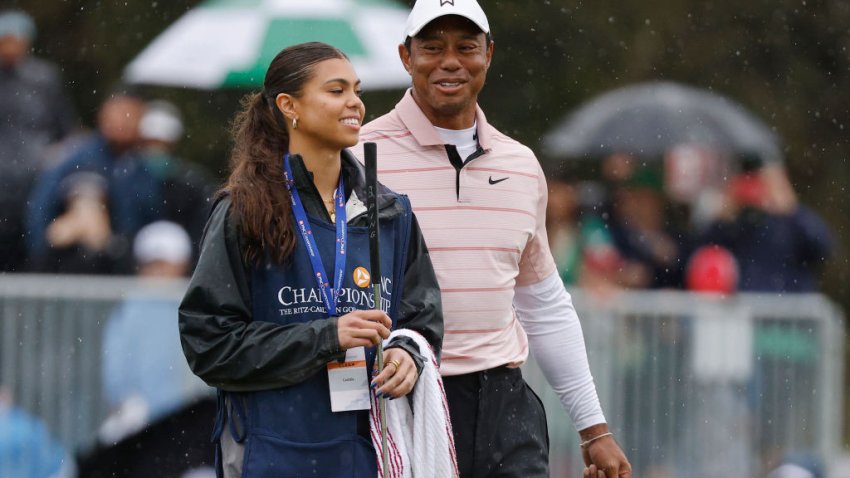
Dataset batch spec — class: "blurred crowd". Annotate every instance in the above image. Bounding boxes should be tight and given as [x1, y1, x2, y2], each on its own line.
[1, 9, 216, 478]
[2, 6, 833, 297]
[545, 146, 834, 298]
[0, 6, 838, 478]
[545, 149, 834, 478]
[0, 10, 215, 277]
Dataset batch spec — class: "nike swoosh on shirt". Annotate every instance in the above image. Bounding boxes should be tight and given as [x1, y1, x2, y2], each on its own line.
[488, 176, 509, 185]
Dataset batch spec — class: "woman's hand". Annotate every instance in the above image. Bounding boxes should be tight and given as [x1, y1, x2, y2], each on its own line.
[337, 310, 391, 350]
[371, 348, 418, 399]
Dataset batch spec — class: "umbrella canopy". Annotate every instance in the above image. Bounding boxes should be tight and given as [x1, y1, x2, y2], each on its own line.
[541, 81, 782, 163]
[124, 0, 411, 90]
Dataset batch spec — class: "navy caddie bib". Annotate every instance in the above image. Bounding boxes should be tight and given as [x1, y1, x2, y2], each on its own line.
[217, 194, 412, 478]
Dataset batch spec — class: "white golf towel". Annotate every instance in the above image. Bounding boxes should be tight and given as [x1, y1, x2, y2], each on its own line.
[369, 329, 458, 478]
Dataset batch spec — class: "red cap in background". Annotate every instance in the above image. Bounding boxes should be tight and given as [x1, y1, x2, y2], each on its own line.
[686, 245, 739, 294]
[729, 173, 765, 207]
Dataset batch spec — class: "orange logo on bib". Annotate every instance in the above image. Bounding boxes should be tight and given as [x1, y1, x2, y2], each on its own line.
[353, 267, 371, 288]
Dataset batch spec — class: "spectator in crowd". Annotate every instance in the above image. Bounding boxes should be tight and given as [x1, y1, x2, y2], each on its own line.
[138, 100, 216, 258]
[546, 176, 623, 295]
[0, 388, 76, 478]
[601, 151, 638, 186]
[39, 172, 116, 274]
[0, 9, 78, 272]
[607, 166, 690, 289]
[684, 244, 740, 295]
[697, 157, 833, 293]
[80, 222, 215, 477]
[694, 157, 834, 473]
[99, 220, 210, 444]
[765, 453, 822, 478]
[25, 89, 160, 274]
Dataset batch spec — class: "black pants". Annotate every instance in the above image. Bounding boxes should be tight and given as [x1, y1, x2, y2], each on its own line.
[443, 366, 549, 478]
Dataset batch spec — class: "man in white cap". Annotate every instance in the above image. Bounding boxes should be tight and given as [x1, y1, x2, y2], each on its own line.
[356, 1, 631, 477]
[100, 221, 208, 442]
[0, 9, 76, 151]
[0, 9, 77, 272]
[138, 99, 216, 260]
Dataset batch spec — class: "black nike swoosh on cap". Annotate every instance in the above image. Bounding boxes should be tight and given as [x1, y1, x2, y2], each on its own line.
[488, 176, 509, 185]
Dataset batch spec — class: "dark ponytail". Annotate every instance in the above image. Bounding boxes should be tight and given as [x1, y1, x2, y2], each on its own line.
[221, 42, 347, 265]
[224, 91, 292, 264]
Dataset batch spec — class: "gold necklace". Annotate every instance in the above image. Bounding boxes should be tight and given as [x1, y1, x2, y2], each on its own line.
[325, 194, 336, 222]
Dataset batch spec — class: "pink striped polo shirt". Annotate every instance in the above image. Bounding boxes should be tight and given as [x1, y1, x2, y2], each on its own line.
[356, 91, 556, 376]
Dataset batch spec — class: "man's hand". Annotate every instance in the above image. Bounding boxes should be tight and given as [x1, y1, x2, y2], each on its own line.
[46, 196, 112, 251]
[760, 163, 798, 214]
[580, 424, 632, 478]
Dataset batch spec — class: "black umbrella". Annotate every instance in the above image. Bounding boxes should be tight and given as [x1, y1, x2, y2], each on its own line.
[541, 81, 782, 163]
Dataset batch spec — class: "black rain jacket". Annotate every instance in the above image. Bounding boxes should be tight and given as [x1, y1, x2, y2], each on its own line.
[178, 151, 443, 391]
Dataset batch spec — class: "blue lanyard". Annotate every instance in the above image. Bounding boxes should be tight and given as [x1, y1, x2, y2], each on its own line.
[282, 154, 347, 317]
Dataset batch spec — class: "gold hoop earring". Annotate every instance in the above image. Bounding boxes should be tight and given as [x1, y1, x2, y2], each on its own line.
[292, 117, 298, 130]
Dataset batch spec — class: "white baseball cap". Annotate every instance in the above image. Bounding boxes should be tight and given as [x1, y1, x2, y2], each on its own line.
[139, 100, 184, 143]
[404, 0, 490, 39]
[0, 10, 36, 40]
[133, 221, 192, 264]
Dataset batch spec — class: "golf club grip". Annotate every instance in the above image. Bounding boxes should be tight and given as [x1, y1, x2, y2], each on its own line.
[364, 142, 389, 474]
[364, 142, 381, 282]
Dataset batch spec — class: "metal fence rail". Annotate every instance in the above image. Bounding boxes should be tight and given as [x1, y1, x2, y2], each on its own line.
[0, 275, 845, 477]
[524, 290, 846, 477]
[0, 274, 195, 458]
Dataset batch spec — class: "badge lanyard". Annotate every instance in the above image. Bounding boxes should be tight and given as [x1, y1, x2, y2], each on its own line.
[282, 154, 347, 316]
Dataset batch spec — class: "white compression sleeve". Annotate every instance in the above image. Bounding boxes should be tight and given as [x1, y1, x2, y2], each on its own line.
[514, 271, 606, 431]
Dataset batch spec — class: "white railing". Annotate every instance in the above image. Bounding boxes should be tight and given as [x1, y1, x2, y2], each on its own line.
[0, 274, 199, 458]
[524, 289, 845, 477]
[0, 275, 845, 477]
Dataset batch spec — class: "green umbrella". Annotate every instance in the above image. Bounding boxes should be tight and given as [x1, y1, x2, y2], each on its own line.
[124, 0, 411, 90]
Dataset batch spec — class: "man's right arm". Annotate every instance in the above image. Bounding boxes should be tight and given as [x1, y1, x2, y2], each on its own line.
[25, 163, 66, 261]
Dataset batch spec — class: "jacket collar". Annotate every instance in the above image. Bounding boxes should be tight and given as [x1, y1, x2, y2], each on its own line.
[395, 88, 492, 151]
[341, 149, 400, 218]
[290, 150, 400, 220]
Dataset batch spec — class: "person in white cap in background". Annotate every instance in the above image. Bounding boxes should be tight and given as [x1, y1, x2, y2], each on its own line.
[766, 461, 819, 478]
[100, 221, 210, 444]
[0, 9, 78, 272]
[131, 219, 193, 278]
[0, 9, 76, 144]
[26, 87, 159, 274]
[139, 100, 216, 261]
[356, 1, 632, 477]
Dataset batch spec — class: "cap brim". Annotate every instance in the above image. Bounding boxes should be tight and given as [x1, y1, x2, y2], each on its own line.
[405, 14, 489, 38]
